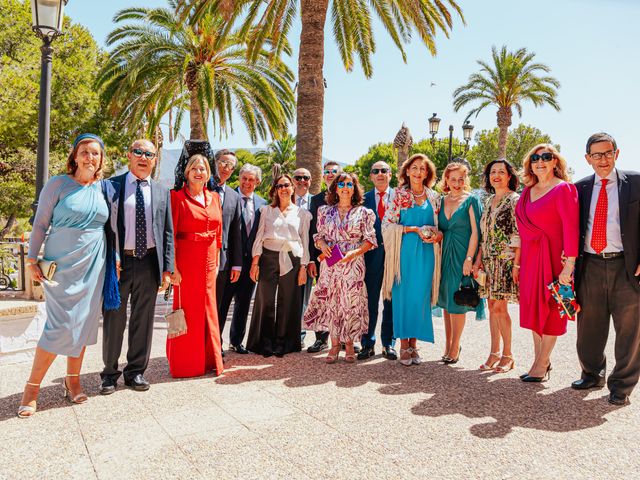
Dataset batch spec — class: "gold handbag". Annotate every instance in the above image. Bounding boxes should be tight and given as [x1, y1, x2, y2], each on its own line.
[37, 259, 57, 281]
[165, 285, 187, 339]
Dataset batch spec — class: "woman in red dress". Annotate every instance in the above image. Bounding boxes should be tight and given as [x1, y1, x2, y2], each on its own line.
[515, 144, 579, 382]
[168, 154, 224, 378]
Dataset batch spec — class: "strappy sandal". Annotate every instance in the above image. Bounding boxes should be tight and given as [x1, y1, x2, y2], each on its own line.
[495, 355, 515, 373]
[344, 343, 356, 363]
[399, 348, 413, 366]
[62, 374, 88, 404]
[410, 347, 422, 365]
[17, 382, 40, 418]
[325, 346, 341, 364]
[479, 351, 501, 371]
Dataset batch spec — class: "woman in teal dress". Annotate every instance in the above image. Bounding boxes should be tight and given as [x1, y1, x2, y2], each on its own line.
[382, 154, 443, 366]
[437, 162, 484, 364]
[18, 134, 117, 418]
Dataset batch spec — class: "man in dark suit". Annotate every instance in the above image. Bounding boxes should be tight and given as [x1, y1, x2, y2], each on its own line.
[294, 167, 313, 348]
[218, 163, 267, 353]
[100, 139, 174, 394]
[359, 161, 397, 360]
[571, 132, 640, 406]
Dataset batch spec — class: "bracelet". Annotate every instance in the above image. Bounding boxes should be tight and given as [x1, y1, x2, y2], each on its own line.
[465, 256, 473, 262]
[251, 264, 259, 268]
[513, 264, 520, 269]
[565, 259, 576, 265]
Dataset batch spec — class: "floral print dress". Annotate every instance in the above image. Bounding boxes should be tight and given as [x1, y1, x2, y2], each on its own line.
[479, 191, 520, 302]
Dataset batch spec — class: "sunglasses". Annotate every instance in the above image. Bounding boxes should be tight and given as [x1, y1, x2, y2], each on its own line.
[323, 169, 339, 175]
[275, 183, 292, 190]
[294, 175, 310, 181]
[371, 168, 390, 174]
[530, 152, 554, 163]
[130, 148, 157, 159]
[336, 181, 354, 189]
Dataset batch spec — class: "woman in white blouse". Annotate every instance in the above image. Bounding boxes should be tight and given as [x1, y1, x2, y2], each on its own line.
[247, 174, 312, 357]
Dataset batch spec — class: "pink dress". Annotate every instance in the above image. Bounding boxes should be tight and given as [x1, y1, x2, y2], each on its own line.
[515, 182, 579, 336]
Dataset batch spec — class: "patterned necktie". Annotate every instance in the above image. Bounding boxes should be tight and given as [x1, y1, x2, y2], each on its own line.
[135, 179, 148, 258]
[377, 191, 386, 219]
[242, 197, 252, 232]
[590, 178, 608, 254]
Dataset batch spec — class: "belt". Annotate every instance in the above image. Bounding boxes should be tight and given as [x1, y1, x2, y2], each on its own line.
[124, 247, 156, 257]
[176, 232, 216, 242]
[585, 251, 624, 260]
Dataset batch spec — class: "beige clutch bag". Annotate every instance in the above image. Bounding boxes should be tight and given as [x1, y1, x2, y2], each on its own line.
[37, 259, 57, 281]
[165, 285, 187, 339]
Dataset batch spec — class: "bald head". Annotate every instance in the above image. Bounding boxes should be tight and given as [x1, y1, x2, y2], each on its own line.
[293, 168, 311, 196]
[370, 161, 392, 192]
[128, 139, 158, 180]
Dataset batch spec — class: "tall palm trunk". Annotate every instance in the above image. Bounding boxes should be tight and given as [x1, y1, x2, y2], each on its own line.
[496, 106, 512, 159]
[296, 0, 329, 194]
[189, 87, 207, 140]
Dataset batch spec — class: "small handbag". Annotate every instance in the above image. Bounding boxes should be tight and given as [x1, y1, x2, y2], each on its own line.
[325, 244, 344, 267]
[165, 284, 187, 339]
[37, 259, 57, 281]
[453, 276, 480, 308]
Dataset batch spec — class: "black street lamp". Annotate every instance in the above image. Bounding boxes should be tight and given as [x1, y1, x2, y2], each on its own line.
[428, 113, 475, 162]
[30, 0, 67, 222]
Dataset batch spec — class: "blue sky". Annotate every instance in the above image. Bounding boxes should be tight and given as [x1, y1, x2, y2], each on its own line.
[65, 0, 639, 179]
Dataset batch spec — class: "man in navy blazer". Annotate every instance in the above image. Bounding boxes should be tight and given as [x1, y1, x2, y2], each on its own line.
[101, 139, 174, 394]
[359, 161, 397, 360]
[218, 163, 267, 353]
[571, 132, 640, 406]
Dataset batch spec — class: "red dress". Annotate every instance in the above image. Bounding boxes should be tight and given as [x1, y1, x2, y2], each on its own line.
[166, 187, 224, 377]
[515, 182, 579, 336]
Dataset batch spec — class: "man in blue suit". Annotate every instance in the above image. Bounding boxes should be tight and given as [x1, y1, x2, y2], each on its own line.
[359, 161, 397, 360]
[218, 163, 267, 353]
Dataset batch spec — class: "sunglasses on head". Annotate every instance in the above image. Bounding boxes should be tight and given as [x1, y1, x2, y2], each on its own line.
[275, 182, 291, 190]
[130, 148, 157, 159]
[294, 175, 310, 181]
[371, 168, 390, 174]
[336, 181, 354, 189]
[324, 169, 339, 175]
[530, 152, 554, 163]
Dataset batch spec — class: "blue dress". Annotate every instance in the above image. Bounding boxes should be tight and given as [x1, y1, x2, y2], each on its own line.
[28, 175, 108, 357]
[391, 201, 436, 342]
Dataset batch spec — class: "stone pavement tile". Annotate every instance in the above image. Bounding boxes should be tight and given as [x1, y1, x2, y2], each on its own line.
[154, 404, 243, 437]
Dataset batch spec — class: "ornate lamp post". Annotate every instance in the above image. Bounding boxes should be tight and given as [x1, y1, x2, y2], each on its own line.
[428, 113, 475, 162]
[30, 0, 67, 221]
[462, 120, 475, 153]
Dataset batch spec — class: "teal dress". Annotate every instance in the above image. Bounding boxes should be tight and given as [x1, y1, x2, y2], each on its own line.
[28, 175, 108, 357]
[437, 194, 485, 318]
[391, 201, 436, 342]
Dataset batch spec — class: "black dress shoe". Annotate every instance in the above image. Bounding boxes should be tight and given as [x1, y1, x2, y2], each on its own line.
[571, 377, 605, 390]
[263, 352, 274, 358]
[608, 391, 630, 406]
[357, 346, 375, 360]
[124, 374, 150, 391]
[100, 378, 117, 395]
[307, 340, 328, 353]
[274, 351, 284, 358]
[230, 344, 249, 354]
[382, 346, 398, 360]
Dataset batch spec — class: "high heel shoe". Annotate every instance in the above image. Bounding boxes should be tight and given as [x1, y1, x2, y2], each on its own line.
[62, 374, 88, 404]
[521, 363, 551, 383]
[325, 346, 341, 364]
[17, 382, 40, 418]
[479, 351, 501, 371]
[495, 355, 515, 373]
[410, 347, 422, 365]
[344, 343, 356, 364]
[443, 346, 461, 364]
[399, 348, 413, 366]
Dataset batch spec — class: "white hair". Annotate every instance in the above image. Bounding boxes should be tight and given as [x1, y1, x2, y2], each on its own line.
[239, 163, 262, 182]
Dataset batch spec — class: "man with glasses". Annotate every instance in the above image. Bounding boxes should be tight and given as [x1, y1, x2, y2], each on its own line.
[293, 168, 313, 348]
[100, 139, 174, 394]
[359, 161, 397, 360]
[571, 132, 640, 406]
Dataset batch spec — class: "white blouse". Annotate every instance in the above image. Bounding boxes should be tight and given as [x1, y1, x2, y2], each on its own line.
[252, 204, 312, 275]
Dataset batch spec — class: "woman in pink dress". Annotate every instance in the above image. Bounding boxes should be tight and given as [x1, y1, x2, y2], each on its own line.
[515, 144, 579, 382]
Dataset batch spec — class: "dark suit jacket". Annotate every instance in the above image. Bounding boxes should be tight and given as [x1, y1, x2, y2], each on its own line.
[109, 172, 174, 283]
[218, 184, 243, 271]
[575, 169, 640, 292]
[309, 191, 327, 266]
[362, 188, 393, 270]
[236, 189, 267, 265]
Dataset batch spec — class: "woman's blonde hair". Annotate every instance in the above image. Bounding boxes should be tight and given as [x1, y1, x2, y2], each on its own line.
[437, 162, 471, 193]
[521, 144, 570, 186]
[398, 153, 437, 188]
[184, 154, 211, 183]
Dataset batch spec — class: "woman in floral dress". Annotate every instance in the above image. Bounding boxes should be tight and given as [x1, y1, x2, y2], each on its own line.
[304, 173, 377, 363]
[474, 159, 521, 373]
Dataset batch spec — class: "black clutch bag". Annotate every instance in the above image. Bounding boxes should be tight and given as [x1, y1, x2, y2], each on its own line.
[453, 276, 480, 308]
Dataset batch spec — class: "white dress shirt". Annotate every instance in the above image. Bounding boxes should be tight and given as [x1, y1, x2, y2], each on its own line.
[295, 193, 311, 210]
[584, 169, 623, 254]
[124, 171, 155, 250]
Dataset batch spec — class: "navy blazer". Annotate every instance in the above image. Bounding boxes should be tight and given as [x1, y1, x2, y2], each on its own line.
[575, 169, 640, 292]
[363, 188, 393, 270]
[218, 184, 243, 271]
[236, 188, 267, 264]
[109, 172, 174, 283]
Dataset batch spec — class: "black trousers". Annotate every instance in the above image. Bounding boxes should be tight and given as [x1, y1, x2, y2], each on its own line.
[577, 255, 640, 396]
[217, 259, 257, 346]
[102, 253, 160, 382]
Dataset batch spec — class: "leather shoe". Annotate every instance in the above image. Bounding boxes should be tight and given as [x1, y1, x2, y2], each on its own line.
[382, 346, 398, 360]
[357, 346, 375, 360]
[341, 343, 360, 353]
[124, 374, 150, 391]
[571, 377, 605, 390]
[608, 391, 630, 406]
[230, 344, 249, 354]
[307, 340, 328, 353]
[100, 377, 117, 395]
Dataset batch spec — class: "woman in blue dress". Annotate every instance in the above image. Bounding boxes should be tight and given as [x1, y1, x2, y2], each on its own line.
[382, 154, 443, 366]
[18, 134, 117, 418]
[436, 162, 484, 365]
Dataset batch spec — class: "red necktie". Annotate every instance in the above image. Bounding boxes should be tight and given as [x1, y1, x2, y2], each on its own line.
[590, 178, 609, 254]
[377, 191, 386, 219]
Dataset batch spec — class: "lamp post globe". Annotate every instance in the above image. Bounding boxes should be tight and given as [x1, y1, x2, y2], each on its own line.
[462, 120, 474, 152]
[428, 113, 441, 144]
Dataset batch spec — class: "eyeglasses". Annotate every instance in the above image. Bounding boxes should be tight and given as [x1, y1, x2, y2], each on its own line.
[530, 152, 554, 163]
[130, 148, 157, 159]
[217, 160, 236, 169]
[275, 183, 292, 190]
[371, 168, 390, 174]
[336, 181, 354, 189]
[323, 169, 339, 175]
[294, 175, 310, 181]
[589, 150, 616, 161]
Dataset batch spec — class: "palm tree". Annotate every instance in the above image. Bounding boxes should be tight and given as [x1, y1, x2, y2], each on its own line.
[453, 46, 560, 159]
[177, 0, 464, 192]
[255, 133, 296, 186]
[96, 0, 295, 143]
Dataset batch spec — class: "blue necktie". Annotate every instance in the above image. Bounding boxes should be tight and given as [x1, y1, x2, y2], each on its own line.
[135, 180, 147, 258]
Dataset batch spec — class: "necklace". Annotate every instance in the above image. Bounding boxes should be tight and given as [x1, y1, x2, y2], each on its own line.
[411, 188, 426, 199]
